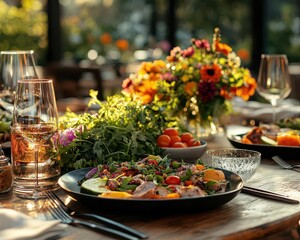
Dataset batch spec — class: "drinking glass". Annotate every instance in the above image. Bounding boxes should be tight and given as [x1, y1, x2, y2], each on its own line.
[0, 50, 38, 113]
[257, 54, 291, 123]
[11, 79, 60, 199]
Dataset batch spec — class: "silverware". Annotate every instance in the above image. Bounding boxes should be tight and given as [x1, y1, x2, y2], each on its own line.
[46, 191, 141, 240]
[242, 186, 299, 204]
[272, 155, 300, 170]
[47, 190, 147, 239]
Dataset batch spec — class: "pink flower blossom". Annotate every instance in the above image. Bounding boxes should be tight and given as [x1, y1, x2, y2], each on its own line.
[59, 128, 76, 146]
[193, 39, 210, 51]
[182, 47, 195, 58]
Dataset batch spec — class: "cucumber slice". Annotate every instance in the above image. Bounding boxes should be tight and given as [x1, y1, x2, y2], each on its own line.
[80, 178, 109, 195]
[261, 136, 277, 146]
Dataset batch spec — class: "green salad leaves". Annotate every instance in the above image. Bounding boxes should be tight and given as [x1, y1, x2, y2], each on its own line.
[57, 92, 180, 172]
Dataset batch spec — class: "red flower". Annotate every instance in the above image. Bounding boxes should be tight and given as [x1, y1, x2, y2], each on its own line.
[198, 81, 217, 103]
[200, 64, 222, 82]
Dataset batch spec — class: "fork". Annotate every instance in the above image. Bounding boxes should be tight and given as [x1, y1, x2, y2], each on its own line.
[46, 191, 141, 240]
[272, 156, 300, 170]
[47, 190, 147, 239]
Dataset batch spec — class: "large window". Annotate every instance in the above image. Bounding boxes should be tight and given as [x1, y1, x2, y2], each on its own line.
[59, 0, 253, 66]
[265, 0, 300, 62]
[1, 0, 300, 69]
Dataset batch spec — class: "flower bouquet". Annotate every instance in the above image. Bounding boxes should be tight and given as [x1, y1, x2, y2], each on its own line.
[122, 28, 256, 137]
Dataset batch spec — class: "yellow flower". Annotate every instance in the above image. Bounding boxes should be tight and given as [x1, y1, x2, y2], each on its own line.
[122, 28, 256, 122]
[181, 75, 190, 82]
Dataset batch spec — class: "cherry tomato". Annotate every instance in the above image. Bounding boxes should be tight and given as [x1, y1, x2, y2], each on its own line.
[148, 160, 158, 166]
[165, 175, 181, 185]
[180, 132, 193, 143]
[187, 138, 201, 147]
[163, 128, 179, 137]
[170, 135, 181, 145]
[157, 134, 171, 147]
[184, 180, 193, 186]
[171, 142, 187, 148]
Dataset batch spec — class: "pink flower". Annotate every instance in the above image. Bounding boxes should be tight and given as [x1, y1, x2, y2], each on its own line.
[193, 39, 210, 51]
[170, 46, 182, 56]
[59, 129, 76, 146]
[182, 47, 195, 58]
[162, 72, 176, 82]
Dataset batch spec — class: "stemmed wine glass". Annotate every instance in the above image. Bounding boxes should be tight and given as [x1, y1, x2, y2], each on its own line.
[257, 54, 291, 123]
[0, 50, 38, 113]
[11, 79, 60, 199]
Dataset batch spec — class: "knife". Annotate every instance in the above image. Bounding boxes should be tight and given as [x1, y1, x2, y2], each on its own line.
[242, 186, 299, 204]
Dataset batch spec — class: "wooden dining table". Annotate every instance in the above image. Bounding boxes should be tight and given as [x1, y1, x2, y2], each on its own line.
[1, 129, 300, 240]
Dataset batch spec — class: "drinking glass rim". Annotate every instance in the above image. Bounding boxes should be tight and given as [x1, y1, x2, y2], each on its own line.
[206, 148, 261, 158]
[17, 79, 53, 84]
[261, 54, 288, 58]
[0, 50, 35, 55]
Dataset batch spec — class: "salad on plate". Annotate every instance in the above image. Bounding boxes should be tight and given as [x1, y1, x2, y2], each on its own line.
[79, 155, 228, 200]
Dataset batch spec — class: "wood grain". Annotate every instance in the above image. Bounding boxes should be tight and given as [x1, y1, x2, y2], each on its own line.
[1, 133, 300, 240]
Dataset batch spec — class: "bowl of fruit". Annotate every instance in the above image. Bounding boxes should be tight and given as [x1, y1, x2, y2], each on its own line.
[157, 127, 207, 163]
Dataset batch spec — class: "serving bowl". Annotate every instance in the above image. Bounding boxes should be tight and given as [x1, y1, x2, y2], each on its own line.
[161, 140, 207, 163]
[204, 148, 261, 181]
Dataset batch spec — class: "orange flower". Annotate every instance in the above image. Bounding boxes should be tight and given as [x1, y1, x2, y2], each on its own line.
[135, 80, 157, 104]
[237, 48, 250, 61]
[184, 82, 197, 96]
[236, 75, 257, 100]
[215, 40, 232, 55]
[200, 64, 222, 82]
[121, 28, 257, 122]
[100, 33, 112, 45]
[116, 39, 129, 51]
[220, 87, 237, 100]
[138, 61, 166, 79]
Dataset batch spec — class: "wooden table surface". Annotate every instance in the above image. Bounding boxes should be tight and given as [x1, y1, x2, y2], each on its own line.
[1, 131, 300, 240]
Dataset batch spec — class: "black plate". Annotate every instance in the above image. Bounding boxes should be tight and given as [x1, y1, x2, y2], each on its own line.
[58, 167, 243, 213]
[228, 134, 300, 160]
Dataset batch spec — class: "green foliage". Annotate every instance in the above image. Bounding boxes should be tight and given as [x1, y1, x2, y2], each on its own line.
[0, 0, 47, 64]
[57, 93, 178, 172]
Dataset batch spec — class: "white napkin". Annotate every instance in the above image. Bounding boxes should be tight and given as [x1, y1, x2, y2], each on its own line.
[232, 98, 300, 121]
[0, 208, 67, 240]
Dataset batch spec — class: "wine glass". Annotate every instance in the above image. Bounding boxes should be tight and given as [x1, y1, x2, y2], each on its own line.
[0, 50, 38, 113]
[257, 54, 291, 123]
[11, 79, 60, 199]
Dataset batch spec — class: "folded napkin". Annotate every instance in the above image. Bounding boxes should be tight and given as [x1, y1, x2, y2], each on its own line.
[0, 208, 67, 240]
[232, 98, 300, 121]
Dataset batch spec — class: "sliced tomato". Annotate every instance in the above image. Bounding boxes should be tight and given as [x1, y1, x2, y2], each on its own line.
[184, 180, 193, 186]
[147, 159, 158, 166]
[165, 175, 181, 185]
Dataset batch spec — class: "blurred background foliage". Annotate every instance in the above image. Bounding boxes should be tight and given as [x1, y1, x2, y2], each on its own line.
[0, 0, 47, 64]
[0, 0, 299, 68]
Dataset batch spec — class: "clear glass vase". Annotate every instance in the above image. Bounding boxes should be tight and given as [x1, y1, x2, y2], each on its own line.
[182, 98, 225, 139]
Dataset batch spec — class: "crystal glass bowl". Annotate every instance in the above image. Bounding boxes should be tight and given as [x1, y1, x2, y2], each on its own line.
[204, 148, 261, 181]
